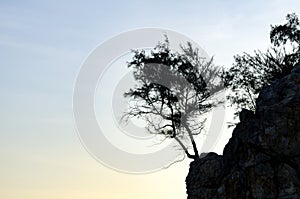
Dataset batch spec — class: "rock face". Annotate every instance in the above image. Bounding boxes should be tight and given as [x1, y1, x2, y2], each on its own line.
[186, 64, 300, 199]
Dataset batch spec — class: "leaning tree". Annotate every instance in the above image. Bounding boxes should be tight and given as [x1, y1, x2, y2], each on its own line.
[123, 38, 222, 159]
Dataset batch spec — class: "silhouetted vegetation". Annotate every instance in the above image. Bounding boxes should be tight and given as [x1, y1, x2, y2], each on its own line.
[223, 13, 300, 116]
[124, 13, 300, 160]
[124, 38, 222, 159]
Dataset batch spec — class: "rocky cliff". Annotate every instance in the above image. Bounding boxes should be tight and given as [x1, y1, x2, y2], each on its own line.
[186, 64, 300, 199]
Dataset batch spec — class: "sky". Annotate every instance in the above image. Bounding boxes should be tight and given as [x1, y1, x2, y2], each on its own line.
[1, 0, 300, 199]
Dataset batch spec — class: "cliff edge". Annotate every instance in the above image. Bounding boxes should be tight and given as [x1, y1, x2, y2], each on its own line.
[186, 64, 300, 199]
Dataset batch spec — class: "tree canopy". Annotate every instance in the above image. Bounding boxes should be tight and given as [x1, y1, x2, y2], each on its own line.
[223, 13, 300, 116]
[123, 38, 222, 159]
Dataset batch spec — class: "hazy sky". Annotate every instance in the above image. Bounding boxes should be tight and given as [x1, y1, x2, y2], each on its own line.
[1, 1, 300, 199]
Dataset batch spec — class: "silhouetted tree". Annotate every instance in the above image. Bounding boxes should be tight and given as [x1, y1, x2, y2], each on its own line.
[124, 38, 222, 159]
[223, 13, 300, 116]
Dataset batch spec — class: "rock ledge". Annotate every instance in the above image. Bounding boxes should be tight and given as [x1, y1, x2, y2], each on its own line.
[186, 64, 300, 199]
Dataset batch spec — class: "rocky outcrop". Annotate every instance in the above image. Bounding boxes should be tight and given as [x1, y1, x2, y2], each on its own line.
[186, 64, 300, 199]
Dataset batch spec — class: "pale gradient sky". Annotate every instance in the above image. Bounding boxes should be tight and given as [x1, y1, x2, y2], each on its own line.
[1, 1, 300, 199]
